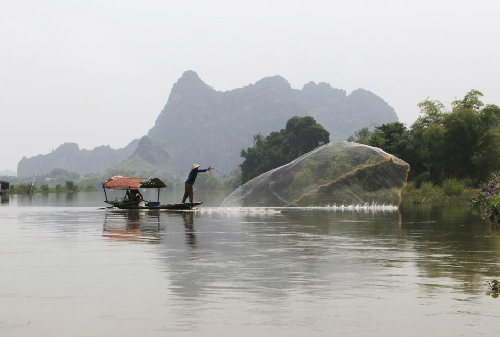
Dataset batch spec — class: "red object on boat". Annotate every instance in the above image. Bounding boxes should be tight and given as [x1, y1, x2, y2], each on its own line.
[103, 176, 167, 190]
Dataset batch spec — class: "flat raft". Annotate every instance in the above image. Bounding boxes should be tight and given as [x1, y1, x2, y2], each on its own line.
[102, 176, 203, 211]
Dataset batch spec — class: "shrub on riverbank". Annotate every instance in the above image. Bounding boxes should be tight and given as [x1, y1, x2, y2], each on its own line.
[470, 177, 500, 221]
[442, 178, 465, 196]
[8, 183, 33, 194]
[420, 181, 436, 194]
[402, 179, 476, 204]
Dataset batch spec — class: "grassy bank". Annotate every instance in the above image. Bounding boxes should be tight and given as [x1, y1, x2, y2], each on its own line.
[402, 179, 478, 204]
[7, 181, 96, 195]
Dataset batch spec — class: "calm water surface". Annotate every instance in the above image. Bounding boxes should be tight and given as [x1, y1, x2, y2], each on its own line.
[1, 191, 500, 336]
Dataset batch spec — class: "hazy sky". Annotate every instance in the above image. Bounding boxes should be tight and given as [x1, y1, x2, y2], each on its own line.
[1, 0, 499, 171]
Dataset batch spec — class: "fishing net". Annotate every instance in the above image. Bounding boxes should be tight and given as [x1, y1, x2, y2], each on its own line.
[221, 141, 409, 207]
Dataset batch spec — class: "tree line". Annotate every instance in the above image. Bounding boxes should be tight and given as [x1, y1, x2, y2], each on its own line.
[238, 90, 500, 189]
[348, 90, 500, 186]
[9, 181, 95, 194]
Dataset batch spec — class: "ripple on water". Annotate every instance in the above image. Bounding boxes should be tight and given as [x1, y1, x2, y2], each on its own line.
[1, 202, 500, 336]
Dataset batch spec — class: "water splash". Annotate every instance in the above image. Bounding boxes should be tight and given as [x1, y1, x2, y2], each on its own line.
[197, 203, 398, 215]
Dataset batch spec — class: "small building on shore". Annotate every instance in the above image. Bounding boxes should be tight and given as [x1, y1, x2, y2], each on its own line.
[0, 181, 10, 195]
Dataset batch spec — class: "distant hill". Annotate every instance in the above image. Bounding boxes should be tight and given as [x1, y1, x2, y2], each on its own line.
[77, 136, 181, 189]
[148, 70, 398, 174]
[111, 136, 181, 182]
[17, 140, 140, 177]
[0, 169, 16, 177]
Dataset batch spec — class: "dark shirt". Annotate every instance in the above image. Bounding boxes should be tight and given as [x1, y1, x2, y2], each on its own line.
[185, 168, 208, 184]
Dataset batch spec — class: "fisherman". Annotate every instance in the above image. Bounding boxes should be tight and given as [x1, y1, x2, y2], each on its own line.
[130, 189, 143, 205]
[182, 164, 213, 204]
[124, 190, 131, 203]
[125, 189, 143, 206]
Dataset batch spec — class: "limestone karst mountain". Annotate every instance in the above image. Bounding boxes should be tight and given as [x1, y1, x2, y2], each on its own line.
[148, 71, 398, 174]
[17, 140, 139, 177]
[18, 71, 398, 180]
[221, 141, 410, 207]
[110, 136, 181, 181]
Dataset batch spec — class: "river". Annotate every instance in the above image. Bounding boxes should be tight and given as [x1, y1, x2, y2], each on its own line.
[1, 191, 499, 336]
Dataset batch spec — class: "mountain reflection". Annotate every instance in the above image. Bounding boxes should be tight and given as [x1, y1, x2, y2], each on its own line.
[100, 206, 500, 301]
[181, 212, 197, 249]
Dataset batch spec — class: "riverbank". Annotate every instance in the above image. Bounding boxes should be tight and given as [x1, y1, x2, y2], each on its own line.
[401, 180, 479, 204]
[402, 189, 478, 204]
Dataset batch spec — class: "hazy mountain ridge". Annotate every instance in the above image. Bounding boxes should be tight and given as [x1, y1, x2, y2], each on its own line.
[111, 136, 181, 181]
[0, 169, 16, 177]
[17, 70, 398, 180]
[148, 70, 398, 173]
[17, 140, 140, 177]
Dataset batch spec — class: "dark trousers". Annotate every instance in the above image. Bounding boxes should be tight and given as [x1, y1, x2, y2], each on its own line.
[182, 183, 194, 203]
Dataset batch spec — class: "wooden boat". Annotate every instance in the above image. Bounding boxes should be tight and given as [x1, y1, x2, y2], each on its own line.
[104, 200, 202, 210]
[102, 176, 202, 210]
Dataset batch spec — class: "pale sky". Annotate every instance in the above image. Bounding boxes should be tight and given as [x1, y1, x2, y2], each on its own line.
[1, 0, 499, 172]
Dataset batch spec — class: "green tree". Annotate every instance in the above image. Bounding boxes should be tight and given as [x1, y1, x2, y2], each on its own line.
[425, 91, 500, 182]
[369, 123, 409, 156]
[65, 180, 77, 192]
[347, 90, 500, 185]
[347, 127, 372, 144]
[451, 89, 484, 111]
[413, 99, 446, 130]
[472, 129, 500, 180]
[240, 116, 330, 183]
[348, 122, 426, 180]
[84, 183, 96, 192]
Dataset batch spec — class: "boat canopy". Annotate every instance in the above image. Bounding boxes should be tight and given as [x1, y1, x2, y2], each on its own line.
[103, 176, 167, 190]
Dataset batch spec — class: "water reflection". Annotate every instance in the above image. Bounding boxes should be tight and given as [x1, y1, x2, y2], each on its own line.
[65, 192, 74, 202]
[1, 194, 9, 204]
[102, 210, 200, 248]
[4, 201, 500, 335]
[103, 210, 161, 243]
[97, 206, 500, 303]
[152, 210, 406, 305]
[181, 212, 197, 249]
[399, 203, 500, 295]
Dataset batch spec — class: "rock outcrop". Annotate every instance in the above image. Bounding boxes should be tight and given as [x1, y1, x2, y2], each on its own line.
[111, 136, 181, 181]
[148, 71, 398, 174]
